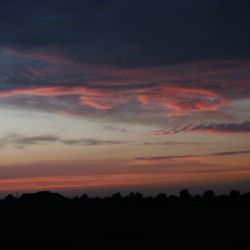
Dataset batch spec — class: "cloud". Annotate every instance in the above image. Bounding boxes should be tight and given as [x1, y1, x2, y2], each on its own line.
[0, 1, 249, 123]
[0, 134, 129, 149]
[60, 138, 128, 146]
[0, 84, 230, 114]
[140, 141, 212, 146]
[137, 86, 229, 115]
[0, 86, 130, 110]
[155, 121, 250, 135]
[102, 124, 128, 133]
[136, 150, 250, 160]
[0, 0, 250, 67]
[1, 49, 250, 121]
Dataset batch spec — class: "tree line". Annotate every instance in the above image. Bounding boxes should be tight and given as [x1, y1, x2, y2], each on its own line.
[1, 189, 250, 205]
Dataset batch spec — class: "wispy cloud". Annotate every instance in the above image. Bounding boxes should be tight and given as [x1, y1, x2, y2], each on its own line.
[0, 134, 129, 149]
[139, 141, 212, 146]
[102, 124, 128, 133]
[155, 121, 250, 135]
[136, 150, 250, 160]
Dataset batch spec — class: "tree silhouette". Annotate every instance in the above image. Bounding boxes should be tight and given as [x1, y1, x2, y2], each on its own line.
[80, 193, 89, 200]
[4, 194, 15, 202]
[203, 190, 215, 200]
[229, 190, 240, 199]
[156, 193, 167, 201]
[112, 192, 122, 200]
[179, 189, 191, 200]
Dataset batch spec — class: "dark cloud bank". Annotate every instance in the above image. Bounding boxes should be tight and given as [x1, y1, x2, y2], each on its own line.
[0, 0, 250, 67]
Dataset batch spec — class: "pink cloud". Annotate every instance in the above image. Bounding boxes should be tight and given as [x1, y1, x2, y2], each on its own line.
[0, 84, 230, 113]
[0, 86, 129, 110]
[4, 54, 248, 114]
[137, 86, 229, 114]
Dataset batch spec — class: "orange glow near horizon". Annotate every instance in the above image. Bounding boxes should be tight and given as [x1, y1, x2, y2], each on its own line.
[1, 167, 250, 193]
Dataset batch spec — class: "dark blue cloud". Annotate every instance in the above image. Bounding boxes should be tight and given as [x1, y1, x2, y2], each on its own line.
[0, 0, 250, 67]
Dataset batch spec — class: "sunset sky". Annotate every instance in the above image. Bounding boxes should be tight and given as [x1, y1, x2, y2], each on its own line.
[0, 0, 250, 195]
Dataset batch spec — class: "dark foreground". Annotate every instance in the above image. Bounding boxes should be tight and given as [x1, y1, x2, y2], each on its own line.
[1, 190, 250, 250]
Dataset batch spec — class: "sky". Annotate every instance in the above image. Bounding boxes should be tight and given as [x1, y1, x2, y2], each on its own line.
[0, 0, 250, 196]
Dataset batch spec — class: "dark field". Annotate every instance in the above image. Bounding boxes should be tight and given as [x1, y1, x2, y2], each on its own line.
[1, 191, 250, 250]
